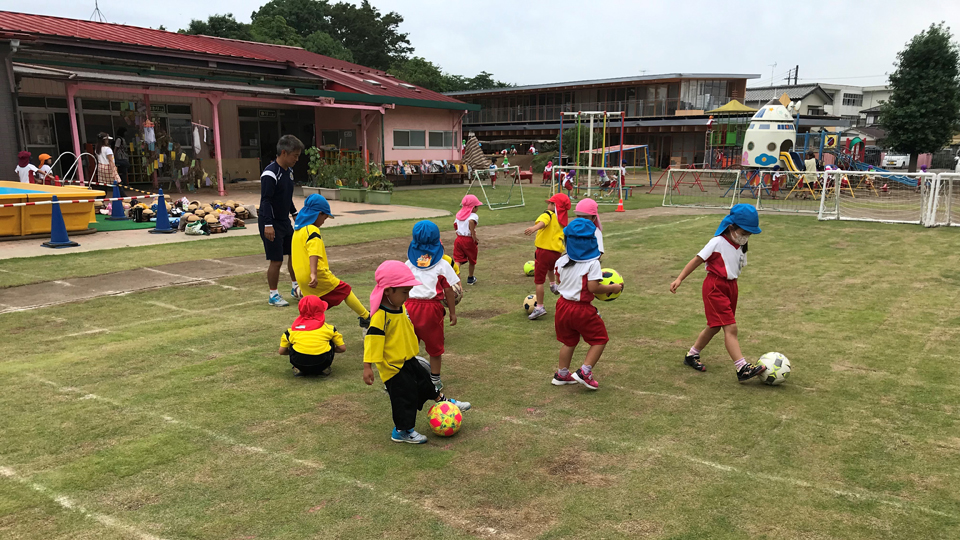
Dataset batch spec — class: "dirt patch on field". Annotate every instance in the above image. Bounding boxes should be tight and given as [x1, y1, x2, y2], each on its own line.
[457, 308, 510, 320]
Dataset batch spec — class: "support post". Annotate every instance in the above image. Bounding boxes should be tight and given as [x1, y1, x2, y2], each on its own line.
[144, 93, 158, 189]
[66, 83, 84, 186]
[587, 113, 595, 197]
[207, 93, 226, 196]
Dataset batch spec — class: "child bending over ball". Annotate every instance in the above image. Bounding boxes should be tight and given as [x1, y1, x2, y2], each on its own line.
[551, 218, 623, 390]
[363, 260, 470, 444]
[292, 194, 371, 331]
[453, 195, 482, 285]
[405, 221, 461, 393]
[278, 296, 345, 377]
[669, 204, 766, 382]
[523, 193, 570, 320]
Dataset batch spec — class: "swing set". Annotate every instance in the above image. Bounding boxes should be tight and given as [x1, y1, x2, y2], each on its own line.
[553, 111, 637, 205]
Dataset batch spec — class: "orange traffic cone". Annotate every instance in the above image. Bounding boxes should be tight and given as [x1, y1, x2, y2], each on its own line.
[616, 199, 625, 212]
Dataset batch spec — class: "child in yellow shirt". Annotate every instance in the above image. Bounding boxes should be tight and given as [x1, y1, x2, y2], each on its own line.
[292, 194, 371, 330]
[278, 296, 346, 377]
[523, 193, 570, 320]
[362, 260, 470, 444]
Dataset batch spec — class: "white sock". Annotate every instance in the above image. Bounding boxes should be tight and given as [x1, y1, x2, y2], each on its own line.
[270, 289, 279, 296]
[291, 281, 298, 288]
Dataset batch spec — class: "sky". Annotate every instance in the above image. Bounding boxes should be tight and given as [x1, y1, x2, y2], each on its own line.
[14, 0, 960, 88]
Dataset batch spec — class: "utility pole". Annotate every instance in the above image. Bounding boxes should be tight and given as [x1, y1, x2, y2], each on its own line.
[793, 65, 799, 85]
[768, 63, 777, 86]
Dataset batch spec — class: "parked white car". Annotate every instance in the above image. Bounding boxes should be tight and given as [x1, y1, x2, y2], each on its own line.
[883, 154, 909, 169]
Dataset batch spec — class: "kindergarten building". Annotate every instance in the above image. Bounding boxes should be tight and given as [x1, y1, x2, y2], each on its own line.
[449, 74, 850, 170]
[0, 11, 477, 193]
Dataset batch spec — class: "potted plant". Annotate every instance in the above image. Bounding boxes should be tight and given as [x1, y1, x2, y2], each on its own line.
[338, 160, 367, 203]
[365, 165, 393, 204]
[302, 147, 340, 200]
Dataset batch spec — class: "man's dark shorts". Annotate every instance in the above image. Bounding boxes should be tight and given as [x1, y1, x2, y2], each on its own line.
[259, 222, 292, 262]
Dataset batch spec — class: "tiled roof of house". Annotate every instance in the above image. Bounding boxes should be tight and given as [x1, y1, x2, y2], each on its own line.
[744, 84, 833, 104]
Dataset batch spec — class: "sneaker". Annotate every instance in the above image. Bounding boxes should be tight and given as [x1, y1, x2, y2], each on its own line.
[551, 371, 577, 385]
[443, 396, 471, 412]
[528, 306, 547, 320]
[268, 293, 290, 307]
[684, 353, 706, 372]
[736, 362, 766, 382]
[467, 276, 478, 285]
[291, 286, 303, 300]
[549, 283, 559, 295]
[319, 367, 332, 378]
[572, 368, 599, 390]
[358, 316, 371, 329]
[292, 366, 303, 377]
[391, 427, 428, 444]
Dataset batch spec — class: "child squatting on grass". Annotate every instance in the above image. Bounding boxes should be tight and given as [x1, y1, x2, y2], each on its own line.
[551, 218, 623, 390]
[453, 194, 482, 285]
[363, 260, 470, 444]
[669, 204, 767, 382]
[291, 194, 372, 331]
[404, 221, 461, 393]
[278, 296, 346, 377]
[524, 193, 570, 320]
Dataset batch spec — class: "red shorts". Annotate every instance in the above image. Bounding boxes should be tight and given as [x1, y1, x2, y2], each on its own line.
[555, 297, 609, 347]
[405, 298, 446, 356]
[534, 248, 562, 285]
[320, 281, 352, 307]
[702, 273, 738, 327]
[453, 235, 478, 265]
[542, 170, 552, 181]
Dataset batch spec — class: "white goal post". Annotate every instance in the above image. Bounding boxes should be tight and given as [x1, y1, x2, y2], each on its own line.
[466, 165, 525, 210]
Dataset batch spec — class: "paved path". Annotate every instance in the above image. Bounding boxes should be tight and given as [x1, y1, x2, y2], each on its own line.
[0, 207, 722, 314]
[0, 200, 449, 260]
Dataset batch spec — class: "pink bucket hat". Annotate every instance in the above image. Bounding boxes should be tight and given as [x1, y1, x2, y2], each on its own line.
[575, 197, 601, 231]
[369, 260, 422, 317]
[457, 194, 483, 220]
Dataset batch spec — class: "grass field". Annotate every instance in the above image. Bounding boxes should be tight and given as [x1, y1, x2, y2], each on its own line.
[2, 207, 960, 539]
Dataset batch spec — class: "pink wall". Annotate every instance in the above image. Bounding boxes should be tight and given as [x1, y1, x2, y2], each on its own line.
[383, 106, 464, 162]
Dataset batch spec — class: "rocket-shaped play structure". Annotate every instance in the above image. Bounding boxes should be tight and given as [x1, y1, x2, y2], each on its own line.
[741, 99, 799, 168]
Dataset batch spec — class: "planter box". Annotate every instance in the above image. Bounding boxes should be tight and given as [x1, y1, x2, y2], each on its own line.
[366, 190, 392, 205]
[339, 187, 366, 203]
[301, 186, 320, 198]
[302, 186, 340, 200]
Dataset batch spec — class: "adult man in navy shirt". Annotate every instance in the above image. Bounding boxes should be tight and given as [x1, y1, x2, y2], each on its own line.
[260, 135, 304, 307]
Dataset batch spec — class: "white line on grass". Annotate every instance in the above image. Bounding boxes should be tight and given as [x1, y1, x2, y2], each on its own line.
[603, 216, 710, 238]
[0, 466, 169, 540]
[142, 267, 240, 291]
[30, 377, 515, 539]
[60, 299, 263, 338]
[497, 416, 956, 520]
[145, 301, 192, 313]
[53, 280, 74, 287]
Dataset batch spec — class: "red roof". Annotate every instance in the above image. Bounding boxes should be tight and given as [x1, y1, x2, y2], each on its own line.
[0, 10, 465, 105]
[0, 11, 277, 63]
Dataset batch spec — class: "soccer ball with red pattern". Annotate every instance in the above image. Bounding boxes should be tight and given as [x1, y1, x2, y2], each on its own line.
[427, 401, 463, 436]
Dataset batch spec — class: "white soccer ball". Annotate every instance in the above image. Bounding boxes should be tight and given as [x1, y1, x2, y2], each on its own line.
[292, 285, 303, 300]
[441, 282, 463, 308]
[523, 294, 538, 315]
[758, 352, 791, 385]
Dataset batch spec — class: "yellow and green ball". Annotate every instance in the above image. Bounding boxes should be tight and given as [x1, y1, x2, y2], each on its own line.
[427, 401, 462, 436]
[524, 260, 535, 276]
[596, 268, 624, 301]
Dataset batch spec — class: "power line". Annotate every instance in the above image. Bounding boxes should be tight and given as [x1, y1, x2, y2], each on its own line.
[798, 74, 887, 80]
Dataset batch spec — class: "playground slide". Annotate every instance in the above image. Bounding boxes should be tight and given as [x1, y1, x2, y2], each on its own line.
[824, 151, 914, 186]
[778, 151, 805, 172]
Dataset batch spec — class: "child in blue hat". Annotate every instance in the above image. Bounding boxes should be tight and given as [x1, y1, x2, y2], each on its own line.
[404, 221, 467, 402]
[550, 218, 624, 390]
[291, 194, 371, 331]
[669, 204, 766, 382]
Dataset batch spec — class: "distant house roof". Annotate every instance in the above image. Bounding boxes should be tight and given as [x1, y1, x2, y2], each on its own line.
[744, 84, 833, 104]
[444, 73, 761, 97]
[861, 105, 883, 113]
[0, 10, 470, 109]
[846, 126, 887, 141]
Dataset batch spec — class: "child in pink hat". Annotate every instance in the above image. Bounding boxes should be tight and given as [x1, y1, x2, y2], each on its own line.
[363, 260, 470, 444]
[453, 194, 482, 284]
[574, 198, 605, 254]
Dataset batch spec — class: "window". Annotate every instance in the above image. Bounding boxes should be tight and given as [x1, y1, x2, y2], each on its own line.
[429, 131, 454, 148]
[807, 106, 825, 116]
[842, 94, 863, 107]
[393, 130, 425, 148]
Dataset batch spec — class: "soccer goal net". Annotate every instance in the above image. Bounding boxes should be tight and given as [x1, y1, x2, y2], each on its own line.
[817, 170, 934, 225]
[552, 166, 625, 204]
[466, 165, 525, 210]
[661, 168, 741, 209]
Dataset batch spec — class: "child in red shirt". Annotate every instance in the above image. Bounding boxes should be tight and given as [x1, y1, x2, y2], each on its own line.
[669, 204, 766, 382]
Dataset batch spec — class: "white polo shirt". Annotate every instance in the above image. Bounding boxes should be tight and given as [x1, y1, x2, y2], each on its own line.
[697, 235, 746, 280]
[405, 260, 461, 301]
[454, 213, 478, 236]
[554, 254, 603, 302]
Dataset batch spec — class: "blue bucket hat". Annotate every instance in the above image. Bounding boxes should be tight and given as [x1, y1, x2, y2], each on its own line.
[563, 218, 601, 262]
[294, 194, 335, 230]
[408, 220, 444, 269]
[714, 204, 761, 236]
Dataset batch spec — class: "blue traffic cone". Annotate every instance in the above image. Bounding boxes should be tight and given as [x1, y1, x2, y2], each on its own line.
[105, 181, 129, 221]
[42, 196, 79, 249]
[150, 188, 176, 234]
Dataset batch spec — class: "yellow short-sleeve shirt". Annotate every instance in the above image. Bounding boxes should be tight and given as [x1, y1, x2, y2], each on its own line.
[363, 306, 419, 382]
[292, 224, 340, 297]
[534, 210, 565, 253]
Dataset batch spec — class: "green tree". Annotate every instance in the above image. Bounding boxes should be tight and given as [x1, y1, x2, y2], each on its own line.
[303, 31, 354, 63]
[389, 57, 445, 92]
[181, 13, 253, 41]
[250, 15, 302, 47]
[252, 0, 332, 40]
[880, 22, 960, 172]
[327, 0, 412, 70]
[468, 71, 512, 91]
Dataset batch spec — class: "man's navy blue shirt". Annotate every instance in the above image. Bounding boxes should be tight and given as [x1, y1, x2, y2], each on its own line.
[260, 161, 297, 231]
